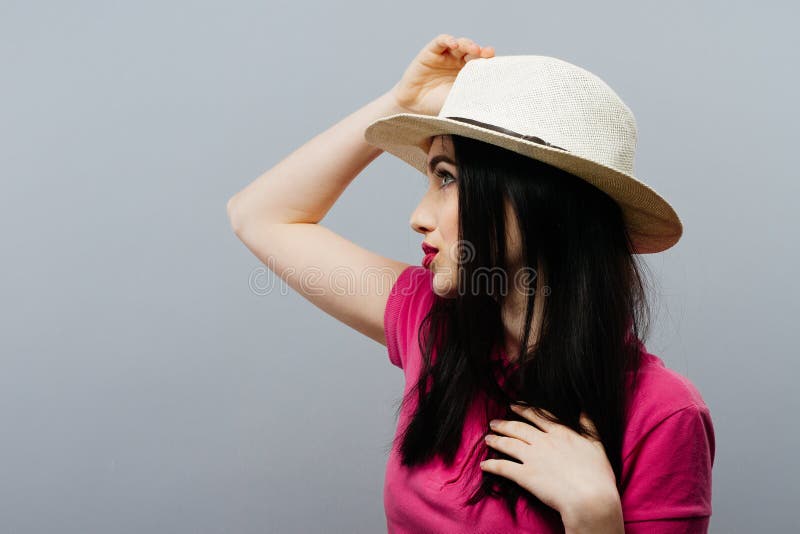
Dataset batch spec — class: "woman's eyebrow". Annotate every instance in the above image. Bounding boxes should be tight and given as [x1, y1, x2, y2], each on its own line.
[427, 154, 456, 174]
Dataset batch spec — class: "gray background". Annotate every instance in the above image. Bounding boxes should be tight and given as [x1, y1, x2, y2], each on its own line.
[1, 1, 797, 532]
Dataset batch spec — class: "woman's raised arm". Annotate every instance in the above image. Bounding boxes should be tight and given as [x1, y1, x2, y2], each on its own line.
[226, 34, 493, 346]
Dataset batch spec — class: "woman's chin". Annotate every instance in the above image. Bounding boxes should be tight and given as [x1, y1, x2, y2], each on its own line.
[431, 270, 458, 298]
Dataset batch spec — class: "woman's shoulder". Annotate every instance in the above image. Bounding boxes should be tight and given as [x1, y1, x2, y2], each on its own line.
[619, 345, 715, 523]
[629, 348, 709, 410]
[384, 265, 436, 369]
[622, 345, 714, 458]
[391, 264, 434, 296]
[386, 264, 436, 320]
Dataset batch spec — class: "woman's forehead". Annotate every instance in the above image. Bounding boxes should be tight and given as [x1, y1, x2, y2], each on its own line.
[427, 134, 454, 156]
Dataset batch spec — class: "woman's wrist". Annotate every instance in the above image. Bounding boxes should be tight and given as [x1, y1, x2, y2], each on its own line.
[561, 491, 624, 534]
[381, 82, 413, 115]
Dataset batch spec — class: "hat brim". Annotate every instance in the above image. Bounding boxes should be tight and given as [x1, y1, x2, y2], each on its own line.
[364, 113, 682, 254]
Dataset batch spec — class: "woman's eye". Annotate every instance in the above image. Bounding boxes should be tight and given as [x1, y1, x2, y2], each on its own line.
[435, 169, 456, 189]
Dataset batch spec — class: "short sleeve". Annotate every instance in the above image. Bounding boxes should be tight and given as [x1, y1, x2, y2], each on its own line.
[621, 403, 716, 533]
[383, 265, 434, 369]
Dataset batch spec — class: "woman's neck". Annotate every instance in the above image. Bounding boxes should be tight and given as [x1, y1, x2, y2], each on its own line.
[500, 265, 546, 363]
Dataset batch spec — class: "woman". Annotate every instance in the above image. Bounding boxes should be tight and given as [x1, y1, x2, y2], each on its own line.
[227, 35, 714, 533]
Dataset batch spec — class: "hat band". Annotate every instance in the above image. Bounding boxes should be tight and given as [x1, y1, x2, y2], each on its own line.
[445, 116, 569, 152]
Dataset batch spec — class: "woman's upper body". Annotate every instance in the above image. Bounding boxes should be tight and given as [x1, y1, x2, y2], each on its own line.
[227, 32, 713, 533]
[383, 264, 715, 534]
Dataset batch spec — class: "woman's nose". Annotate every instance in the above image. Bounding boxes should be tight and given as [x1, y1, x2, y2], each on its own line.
[410, 203, 435, 235]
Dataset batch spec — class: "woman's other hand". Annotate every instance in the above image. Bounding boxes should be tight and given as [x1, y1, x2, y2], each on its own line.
[390, 34, 495, 116]
[481, 403, 622, 528]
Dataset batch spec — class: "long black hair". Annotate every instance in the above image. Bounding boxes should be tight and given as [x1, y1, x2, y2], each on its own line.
[391, 134, 653, 521]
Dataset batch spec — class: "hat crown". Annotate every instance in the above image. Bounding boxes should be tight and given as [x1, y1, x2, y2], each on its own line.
[439, 55, 638, 176]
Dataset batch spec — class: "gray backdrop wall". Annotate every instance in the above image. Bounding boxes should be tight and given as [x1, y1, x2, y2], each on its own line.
[2, 1, 797, 532]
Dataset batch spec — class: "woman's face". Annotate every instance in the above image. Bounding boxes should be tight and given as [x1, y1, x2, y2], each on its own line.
[411, 135, 461, 297]
[411, 135, 524, 298]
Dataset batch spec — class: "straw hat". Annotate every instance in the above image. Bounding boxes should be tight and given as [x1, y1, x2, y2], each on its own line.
[363, 55, 682, 254]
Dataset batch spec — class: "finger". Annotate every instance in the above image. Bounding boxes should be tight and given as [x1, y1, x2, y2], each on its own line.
[463, 51, 483, 62]
[465, 44, 494, 62]
[479, 45, 495, 58]
[430, 34, 459, 54]
[579, 412, 601, 440]
[484, 433, 527, 461]
[479, 458, 524, 483]
[489, 419, 541, 444]
[510, 403, 556, 432]
[451, 37, 478, 60]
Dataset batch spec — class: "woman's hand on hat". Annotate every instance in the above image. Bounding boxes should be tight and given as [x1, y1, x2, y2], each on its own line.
[390, 34, 494, 116]
[480, 404, 623, 530]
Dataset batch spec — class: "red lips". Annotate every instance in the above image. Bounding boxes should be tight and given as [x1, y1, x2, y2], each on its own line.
[422, 243, 439, 255]
[422, 242, 439, 269]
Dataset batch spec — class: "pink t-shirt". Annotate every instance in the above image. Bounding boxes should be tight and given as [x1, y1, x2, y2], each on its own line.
[383, 265, 715, 533]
